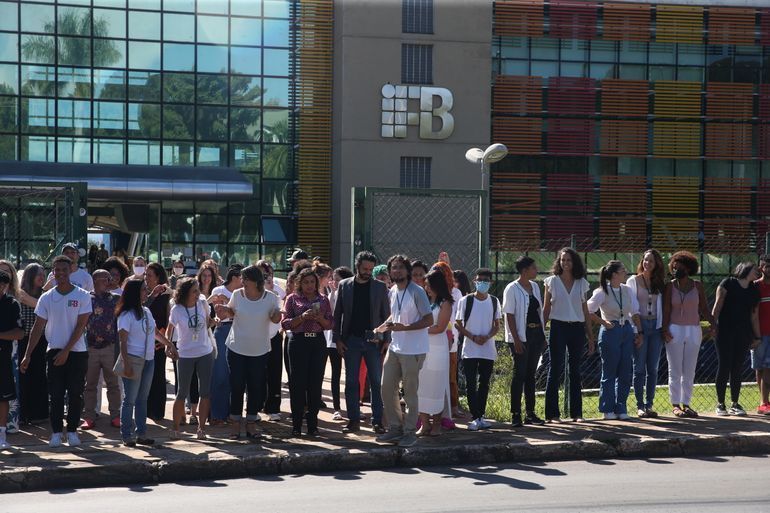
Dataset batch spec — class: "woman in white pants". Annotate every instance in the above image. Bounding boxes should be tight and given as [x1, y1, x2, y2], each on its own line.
[662, 251, 715, 418]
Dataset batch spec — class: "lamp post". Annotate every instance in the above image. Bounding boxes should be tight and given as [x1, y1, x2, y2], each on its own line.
[1, 212, 7, 259]
[465, 144, 508, 266]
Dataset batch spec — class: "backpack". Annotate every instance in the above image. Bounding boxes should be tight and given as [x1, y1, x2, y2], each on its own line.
[457, 293, 498, 345]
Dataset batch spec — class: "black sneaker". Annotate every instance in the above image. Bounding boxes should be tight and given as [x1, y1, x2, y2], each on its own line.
[342, 420, 360, 433]
[136, 437, 155, 446]
[372, 423, 386, 434]
[511, 413, 523, 428]
[524, 413, 545, 426]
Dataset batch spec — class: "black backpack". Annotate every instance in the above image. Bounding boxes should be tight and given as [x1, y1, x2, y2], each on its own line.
[457, 293, 498, 345]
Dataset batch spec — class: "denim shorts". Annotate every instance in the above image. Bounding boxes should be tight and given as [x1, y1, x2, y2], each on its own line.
[751, 335, 770, 370]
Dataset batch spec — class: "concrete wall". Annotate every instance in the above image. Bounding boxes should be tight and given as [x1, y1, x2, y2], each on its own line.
[331, 0, 492, 265]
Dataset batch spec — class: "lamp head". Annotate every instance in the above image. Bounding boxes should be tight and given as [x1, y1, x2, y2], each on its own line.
[465, 148, 484, 164]
[482, 143, 508, 164]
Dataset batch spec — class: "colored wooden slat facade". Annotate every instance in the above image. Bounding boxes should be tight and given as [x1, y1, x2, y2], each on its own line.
[544, 216, 595, 250]
[490, 214, 541, 251]
[704, 177, 751, 216]
[492, 117, 543, 154]
[759, 84, 770, 120]
[651, 217, 699, 251]
[708, 7, 757, 46]
[760, 9, 770, 46]
[602, 2, 651, 42]
[756, 180, 770, 218]
[491, 171, 541, 211]
[493, 75, 542, 114]
[600, 120, 648, 156]
[652, 176, 699, 215]
[653, 81, 702, 118]
[758, 124, 770, 160]
[547, 77, 596, 115]
[704, 123, 752, 159]
[599, 176, 647, 213]
[545, 174, 593, 214]
[547, 118, 594, 155]
[705, 82, 753, 120]
[599, 217, 648, 251]
[703, 218, 752, 253]
[600, 79, 649, 117]
[493, 0, 544, 37]
[549, 0, 598, 40]
[652, 122, 701, 158]
[655, 5, 704, 44]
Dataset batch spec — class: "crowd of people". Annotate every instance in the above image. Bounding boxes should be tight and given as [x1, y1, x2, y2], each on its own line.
[0, 244, 769, 450]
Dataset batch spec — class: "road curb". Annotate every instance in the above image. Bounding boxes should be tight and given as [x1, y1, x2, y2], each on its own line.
[3, 433, 770, 493]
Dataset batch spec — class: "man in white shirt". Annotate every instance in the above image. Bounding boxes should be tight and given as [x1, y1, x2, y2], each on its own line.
[455, 268, 501, 431]
[376, 255, 433, 448]
[21, 255, 93, 448]
[44, 243, 94, 292]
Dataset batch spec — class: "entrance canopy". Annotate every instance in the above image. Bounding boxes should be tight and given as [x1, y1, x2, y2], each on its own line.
[0, 161, 254, 200]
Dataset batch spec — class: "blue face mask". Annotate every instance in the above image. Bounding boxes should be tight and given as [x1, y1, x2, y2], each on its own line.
[475, 281, 490, 294]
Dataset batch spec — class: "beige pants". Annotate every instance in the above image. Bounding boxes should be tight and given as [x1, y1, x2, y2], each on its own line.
[381, 351, 425, 434]
[83, 345, 121, 420]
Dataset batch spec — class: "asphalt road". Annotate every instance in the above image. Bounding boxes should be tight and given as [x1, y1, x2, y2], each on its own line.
[4, 456, 770, 512]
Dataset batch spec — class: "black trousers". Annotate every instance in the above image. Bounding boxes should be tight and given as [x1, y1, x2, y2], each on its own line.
[18, 335, 49, 422]
[228, 349, 268, 420]
[545, 320, 586, 419]
[463, 357, 494, 421]
[510, 328, 546, 415]
[288, 334, 326, 431]
[325, 347, 342, 411]
[263, 331, 284, 414]
[47, 349, 88, 433]
[147, 347, 167, 420]
[716, 331, 750, 404]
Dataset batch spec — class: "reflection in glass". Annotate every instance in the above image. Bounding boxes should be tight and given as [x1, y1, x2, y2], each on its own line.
[231, 76, 262, 105]
[0, 135, 16, 160]
[263, 109, 289, 143]
[261, 217, 292, 243]
[57, 99, 91, 136]
[231, 47, 261, 75]
[197, 106, 228, 140]
[232, 0, 262, 16]
[94, 139, 125, 164]
[0, 2, 18, 32]
[127, 103, 160, 138]
[94, 69, 126, 100]
[95, 39, 125, 68]
[57, 67, 91, 98]
[163, 73, 195, 102]
[129, 0, 161, 9]
[619, 41, 647, 64]
[262, 144, 289, 178]
[22, 98, 55, 134]
[198, 0, 228, 15]
[164, 0, 195, 13]
[263, 19, 289, 47]
[196, 143, 228, 166]
[264, 0, 291, 18]
[163, 106, 194, 140]
[229, 215, 260, 244]
[163, 43, 195, 72]
[262, 77, 289, 107]
[198, 16, 229, 45]
[263, 49, 289, 76]
[128, 139, 161, 164]
[195, 215, 227, 242]
[21, 35, 55, 64]
[57, 137, 91, 163]
[231, 17, 261, 46]
[58, 37, 91, 66]
[197, 45, 229, 74]
[0, 64, 17, 95]
[58, 7, 91, 36]
[0, 97, 17, 132]
[128, 71, 161, 101]
[21, 4, 55, 33]
[94, 101, 125, 136]
[231, 144, 260, 171]
[161, 213, 194, 242]
[262, 180, 292, 214]
[21, 65, 56, 96]
[0, 34, 17, 62]
[21, 135, 55, 162]
[162, 141, 195, 166]
[197, 74, 228, 104]
[129, 41, 161, 69]
[230, 107, 261, 141]
[129, 11, 160, 40]
[163, 13, 195, 42]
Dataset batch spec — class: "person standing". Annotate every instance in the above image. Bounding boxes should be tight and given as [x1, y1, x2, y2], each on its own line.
[44, 243, 94, 292]
[144, 262, 172, 422]
[588, 261, 643, 420]
[543, 248, 594, 423]
[21, 255, 92, 447]
[103, 256, 129, 295]
[455, 268, 501, 431]
[711, 262, 761, 416]
[17, 263, 48, 424]
[215, 266, 281, 440]
[754, 255, 770, 415]
[376, 255, 433, 448]
[625, 250, 665, 418]
[662, 251, 715, 418]
[334, 251, 390, 434]
[81, 270, 121, 430]
[325, 265, 352, 422]
[116, 279, 174, 447]
[169, 259, 187, 290]
[503, 256, 546, 427]
[0, 260, 22, 434]
[257, 260, 285, 422]
[0, 270, 24, 449]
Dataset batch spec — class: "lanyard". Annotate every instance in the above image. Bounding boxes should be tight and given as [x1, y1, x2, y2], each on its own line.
[395, 287, 408, 315]
[609, 286, 624, 323]
[185, 303, 200, 331]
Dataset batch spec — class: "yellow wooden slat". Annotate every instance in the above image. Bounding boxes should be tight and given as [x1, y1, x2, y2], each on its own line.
[655, 5, 704, 44]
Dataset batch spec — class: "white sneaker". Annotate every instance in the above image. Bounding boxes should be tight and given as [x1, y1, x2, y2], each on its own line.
[268, 413, 282, 421]
[254, 413, 262, 422]
[617, 413, 630, 420]
[467, 419, 481, 431]
[0, 439, 11, 450]
[332, 411, 343, 421]
[716, 403, 729, 416]
[603, 413, 618, 420]
[66, 432, 81, 446]
[49, 432, 63, 448]
[478, 417, 493, 429]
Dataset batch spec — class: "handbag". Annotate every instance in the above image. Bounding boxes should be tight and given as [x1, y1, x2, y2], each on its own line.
[113, 312, 151, 380]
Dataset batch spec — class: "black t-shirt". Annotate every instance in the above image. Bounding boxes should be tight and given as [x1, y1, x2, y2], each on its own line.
[718, 277, 760, 337]
[0, 294, 22, 341]
[526, 295, 541, 325]
[350, 279, 372, 337]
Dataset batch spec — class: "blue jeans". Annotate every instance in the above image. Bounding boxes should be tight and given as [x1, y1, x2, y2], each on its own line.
[210, 322, 232, 420]
[633, 319, 662, 410]
[342, 335, 383, 424]
[598, 322, 634, 414]
[121, 358, 155, 440]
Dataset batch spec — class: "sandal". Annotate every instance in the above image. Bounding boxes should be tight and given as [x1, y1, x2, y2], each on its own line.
[197, 429, 207, 440]
[189, 415, 199, 426]
[683, 406, 698, 418]
[228, 433, 241, 441]
[672, 406, 686, 417]
[245, 421, 262, 440]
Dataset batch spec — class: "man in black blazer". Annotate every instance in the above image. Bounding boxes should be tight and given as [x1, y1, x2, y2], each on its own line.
[334, 251, 391, 433]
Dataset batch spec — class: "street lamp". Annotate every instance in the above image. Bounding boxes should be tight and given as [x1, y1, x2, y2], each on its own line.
[465, 144, 508, 265]
[1, 212, 7, 260]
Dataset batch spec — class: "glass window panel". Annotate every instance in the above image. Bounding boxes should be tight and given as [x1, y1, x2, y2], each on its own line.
[57, 99, 91, 135]
[0, 33, 17, 62]
[733, 161, 758, 183]
[499, 37, 528, 59]
[262, 77, 288, 107]
[94, 68, 126, 99]
[230, 47, 261, 75]
[649, 65, 674, 81]
[262, 179, 292, 214]
[198, 0, 228, 15]
[619, 64, 645, 80]
[164, 0, 195, 12]
[96, 0, 127, 6]
[197, 45, 229, 73]
[229, 215, 260, 244]
[0, 2, 18, 32]
[264, 0, 290, 18]
[22, 98, 55, 134]
[21, 135, 55, 161]
[128, 139, 160, 164]
[195, 243, 226, 264]
[590, 63, 614, 80]
[230, 107, 261, 141]
[94, 139, 125, 164]
[531, 38, 558, 60]
[163, 43, 194, 71]
[129, 41, 161, 69]
[619, 41, 646, 64]
[231, 17, 261, 46]
[231, 0, 262, 17]
[231, 144, 260, 171]
[163, 72, 194, 102]
[531, 61, 557, 77]
[57, 7, 91, 36]
[591, 40, 615, 62]
[161, 213, 194, 242]
[129, 0, 160, 8]
[21, 35, 55, 64]
[94, 101, 125, 136]
[129, 11, 160, 40]
[675, 159, 700, 178]
[262, 143, 290, 177]
[197, 15, 229, 44]
[57, 67, 91, 98]
[263, 49, 289, 76]
[163, 105, 194, 139]
[647, 158, 673, 177]
[261, 218, 291, 243]
[560, 39, 588, 61]
[0, 64, 18, 94]
[197, 106, 227, 140]
[57, 137, 91, 163]
[94, 38, 125, 68]
[706, 160, 731, 178]
[163, 13, 194, 42]
[127, 102, 160, 138]
[708, 63, 731, 82]
[231, 76, 262, 105]
[58, 37, 91, 66]
[21, 4, 55, 33]
[501, 60, 528, 75]
[162, 141, 195, 165]
[0, 135, 16, 160]
[735, 63, 759, 83]
[197, 74, 228, 104]
[561, 62, 587, 77]
[617, 157, 644, 176]
[128, 70, 160, 101]
[196, 143, 227, 165]
[21, 65, 56, 96]
[263, 19, 289, 47]
[649, 42, 675, 65]
[678, 44, 703, 66]
[0, 96, 17, 133]
[677, 66, 703, 81]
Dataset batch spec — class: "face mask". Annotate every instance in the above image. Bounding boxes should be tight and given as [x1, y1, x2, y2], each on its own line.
[475, 281, 490, 294]
[673, 268, 686, 280]
[133, 266, 146, 277]
[173, 267, 184, 276]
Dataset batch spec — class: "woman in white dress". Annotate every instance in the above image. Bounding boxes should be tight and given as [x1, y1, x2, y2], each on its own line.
[417, 270, 454, 436]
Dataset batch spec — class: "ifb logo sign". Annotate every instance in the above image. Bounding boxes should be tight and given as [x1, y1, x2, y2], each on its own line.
[381, 84, 454, 140]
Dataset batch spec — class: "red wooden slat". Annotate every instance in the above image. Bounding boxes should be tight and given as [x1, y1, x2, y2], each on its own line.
[547, 118, 594, 156]
[548, 77, 596, 115]
[549, 0, 598, 40]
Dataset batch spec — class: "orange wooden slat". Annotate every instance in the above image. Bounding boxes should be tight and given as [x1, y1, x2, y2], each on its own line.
[492, 117, 543, 155]
[600, 120, 649, 156]
[493, 75, 543, 114]
[705, 82, 753, 120]
[704, 123, 752, 159]
[708, 7, 757, 46]
[601, 79, 650, 117]
[493, 0, 544, 37]
[603, 2, 652, 42]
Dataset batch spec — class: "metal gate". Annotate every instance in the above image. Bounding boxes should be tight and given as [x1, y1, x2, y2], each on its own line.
[0, 181, 87, 268]
[352, 187, 486, 274]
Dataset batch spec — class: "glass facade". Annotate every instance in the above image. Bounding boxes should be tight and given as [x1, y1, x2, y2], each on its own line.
[0, 0, 295, 268]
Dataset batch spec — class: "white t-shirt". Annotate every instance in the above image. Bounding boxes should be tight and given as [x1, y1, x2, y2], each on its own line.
[502, 280, 545, 343]
[456, 294, 501, 361]
[35, 286, 93, 352]
[117, 307, 156, 360]
[169, 299, 214, 358]
[267, 283, 285, 339]
[450, 287, 463, 352]
[227, 288, 281, 357]
[388, 281, 432, 355]
[47, 268, 94, 292]
[211, 285, 234, 301]
[543, 275, 590, 322]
